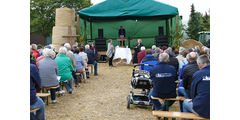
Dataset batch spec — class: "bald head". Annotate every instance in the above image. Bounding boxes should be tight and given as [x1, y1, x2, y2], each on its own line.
[159, 53, 169, 62]
[188, 52, 198, 62]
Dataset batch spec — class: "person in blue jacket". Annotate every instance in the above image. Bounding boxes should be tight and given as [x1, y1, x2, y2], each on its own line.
[140, 49, 159, 72]
[148, 53, 177, 110]
[183, 54, 210, 119]
[85, 44, 98, 76]
[30, 63, 45, 120]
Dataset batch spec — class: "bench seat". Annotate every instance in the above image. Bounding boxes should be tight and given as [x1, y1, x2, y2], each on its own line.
[153, 111, 209, 120]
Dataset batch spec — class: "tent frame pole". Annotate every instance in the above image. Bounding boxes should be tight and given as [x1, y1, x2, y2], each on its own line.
[176, 15, 178, 31]
[90, 18, 93, 41]
[84, 17, 87, 43]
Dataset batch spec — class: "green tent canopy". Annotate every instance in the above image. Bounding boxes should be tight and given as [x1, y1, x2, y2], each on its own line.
[77, 0, 178, 18]
[76, 0, 182, 48]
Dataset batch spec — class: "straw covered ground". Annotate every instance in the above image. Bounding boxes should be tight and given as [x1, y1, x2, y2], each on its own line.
[45, 62, 180, 120]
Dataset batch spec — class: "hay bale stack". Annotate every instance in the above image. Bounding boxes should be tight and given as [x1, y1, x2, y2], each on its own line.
[52, 26, 76, 51]
[182, 39, 204, 52]
[52, 7, 76, 51]
[55, 8, 75, 27]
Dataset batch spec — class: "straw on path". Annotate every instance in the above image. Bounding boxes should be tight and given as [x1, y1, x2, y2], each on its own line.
[45, 63, 180, 120]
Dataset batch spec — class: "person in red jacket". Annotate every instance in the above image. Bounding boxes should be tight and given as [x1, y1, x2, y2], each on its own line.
[137, 46, 146, 64]
[32, 44, 40, 59]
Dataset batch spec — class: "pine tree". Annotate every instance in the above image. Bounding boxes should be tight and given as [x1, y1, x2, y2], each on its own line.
[186, 4, 202, 40]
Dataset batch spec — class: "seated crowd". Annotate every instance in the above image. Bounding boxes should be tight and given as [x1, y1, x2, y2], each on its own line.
[138, 45, 210, 119]
[30, 42, 210, 120]
[30, 43, 98, 120]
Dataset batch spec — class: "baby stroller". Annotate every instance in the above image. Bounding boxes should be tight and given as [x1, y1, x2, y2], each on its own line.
[126, 64, 154, 109]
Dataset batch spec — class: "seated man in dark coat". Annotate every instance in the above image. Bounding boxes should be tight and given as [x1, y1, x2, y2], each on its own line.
[140, 49, 159, 72]
[183, 54, 210, 119]
[182, 52, 199, 97]
[148, 53, 177, 110]
[164, 48, 179, 72]
[30, 63, 45, 120]
[85, 44, 98, 75]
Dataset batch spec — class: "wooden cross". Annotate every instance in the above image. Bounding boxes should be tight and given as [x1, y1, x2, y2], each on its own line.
[62, 26, 81, 46]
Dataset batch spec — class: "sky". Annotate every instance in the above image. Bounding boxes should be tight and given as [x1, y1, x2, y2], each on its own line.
[91, 0, 210, 25]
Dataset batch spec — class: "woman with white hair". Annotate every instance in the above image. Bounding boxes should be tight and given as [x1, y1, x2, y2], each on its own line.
[153, 47, 161, 59]
[152, 45, 156, 54]
[31, 44, 40, 58]
[55, 47, 74, 94]
[38, 48, 60, 103]
[79, 47, 88, 81]
[137, 46, 146, 64]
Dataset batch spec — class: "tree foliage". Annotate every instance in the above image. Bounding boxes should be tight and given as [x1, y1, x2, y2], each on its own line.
[186, 4, 203, 40]
[169, 23, 184, 49]
[186, 4, 210, 40]
[30, 0, 91, 37]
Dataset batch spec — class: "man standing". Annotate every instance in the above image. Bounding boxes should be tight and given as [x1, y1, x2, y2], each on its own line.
[118, 26, 126, 47]
[148, 53, 177, 110]
[183, 54, 210, 119]
[133, 39, 143, 64]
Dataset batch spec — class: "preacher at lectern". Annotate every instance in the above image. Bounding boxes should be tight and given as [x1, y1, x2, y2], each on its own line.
[118, 26, 126, 47]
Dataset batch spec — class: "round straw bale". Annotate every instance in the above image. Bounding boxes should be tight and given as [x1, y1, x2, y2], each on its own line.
[181, 39, 204, 52]
[55, 7, 75, 27]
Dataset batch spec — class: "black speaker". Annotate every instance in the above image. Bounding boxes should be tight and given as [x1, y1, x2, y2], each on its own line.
[95, 38, 106, 51]
[155, 36, 168, 47]
[158, 26, 164, 36]
[98, 29, 103, 38]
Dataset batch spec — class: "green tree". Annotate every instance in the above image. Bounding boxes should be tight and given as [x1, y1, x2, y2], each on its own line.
[202, 12, 210, 31]
[30, 0, 91, 37]
[169, 23, 184, 49]
[186, 4, 202, 40]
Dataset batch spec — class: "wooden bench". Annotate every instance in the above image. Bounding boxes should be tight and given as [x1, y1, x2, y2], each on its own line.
[151, 96, 186, 112]
[76, 70, 86, 83]
[153, 111, 209, 120]
[36, 93, 50, 105]
[41, 86, 59, 93]
[87, 64, 94, 74]
[30, 107, 40, 113]
[151, 96, 186, 102]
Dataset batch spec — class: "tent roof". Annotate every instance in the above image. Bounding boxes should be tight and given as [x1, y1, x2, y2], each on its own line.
[77, 0, 179, 19]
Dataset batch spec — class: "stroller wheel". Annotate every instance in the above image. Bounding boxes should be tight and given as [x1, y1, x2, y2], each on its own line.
[152, 104, 155, 110]
[127, 95, 131, 109]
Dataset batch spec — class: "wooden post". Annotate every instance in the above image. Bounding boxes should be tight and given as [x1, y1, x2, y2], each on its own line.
[77, 15, 80, 35]
[90, 18, 93, 41]
[84, 17, 87, 43]
[176, 15, 178, 31]
[166, 18, 169, 37]
[170, 16, 173, 33]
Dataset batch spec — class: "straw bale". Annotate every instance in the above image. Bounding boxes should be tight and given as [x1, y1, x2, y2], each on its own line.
[52, 26, 76, 51]
[55, 7, 75, 27]
[182, 39, 204, 52]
